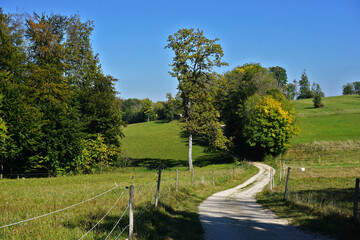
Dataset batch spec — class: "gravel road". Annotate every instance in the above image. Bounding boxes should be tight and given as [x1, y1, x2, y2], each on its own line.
[199, 162, 329, 240]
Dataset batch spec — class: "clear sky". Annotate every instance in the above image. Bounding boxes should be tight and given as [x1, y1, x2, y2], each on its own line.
[2, 0, 360, 101]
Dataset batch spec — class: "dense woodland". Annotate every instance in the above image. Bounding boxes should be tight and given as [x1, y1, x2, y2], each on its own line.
[0, 10, 124, 174]
[0, 10, 327, 174]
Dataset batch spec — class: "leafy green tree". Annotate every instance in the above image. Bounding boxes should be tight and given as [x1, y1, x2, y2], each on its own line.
[343, 83, 355, 95]
[120, 98, 144, 123]
[218, 64, 277, 150]
[297, 70, 313, 99]
[166, 28, 229, 170]
[153, 101, 165, 120]
[244, 95, 299, 155]
[353, 81, 360, 95]
[140, 98, 155, 122]
[269, 66, 287, 87]
[164, 93, 181, 121]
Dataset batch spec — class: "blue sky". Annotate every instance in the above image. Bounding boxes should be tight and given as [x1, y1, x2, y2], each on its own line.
[2, 0, 360, 101]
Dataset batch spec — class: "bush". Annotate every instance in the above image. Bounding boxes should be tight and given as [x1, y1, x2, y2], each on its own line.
[313, 95, 323, 108]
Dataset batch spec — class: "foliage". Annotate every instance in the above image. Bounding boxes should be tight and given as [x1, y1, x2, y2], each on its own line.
[74, 134, 118, 172]
[353, 81, 360, 95]
[0, 10, 124, 173]
[218, 63, 284, 158]
[165, 28, 229, 170]
[297, 70, 313, 99]
[342, 83, 355, 95]
[311, 82, 325, 97]
[244, 95, 299, 155]
[269, 66, 287, 87]
[164, 92, 182, 122]
[286, 80, 297, 100]
[313, 94, 323, 108]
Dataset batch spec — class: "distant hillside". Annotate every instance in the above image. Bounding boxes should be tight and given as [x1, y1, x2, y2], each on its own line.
[121, 120, 231, 167]
[292, 95, 360, 144]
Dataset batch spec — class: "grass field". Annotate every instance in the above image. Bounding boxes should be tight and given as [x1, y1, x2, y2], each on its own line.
[1, 119, 252, 239]
[0, 164, 256, 239]
[257, 95, 360, 239]
[122, 120, 233, 168]
[292, 95, 360, 144]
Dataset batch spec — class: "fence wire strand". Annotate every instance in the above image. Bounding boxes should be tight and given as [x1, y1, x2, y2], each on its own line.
[78, 188, 127, 240]
[104, 205, 129, 240]
[0, 183, 120, 229]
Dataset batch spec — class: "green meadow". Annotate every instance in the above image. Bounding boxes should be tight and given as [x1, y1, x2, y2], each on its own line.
[292, 95, 360, 143]
[122, 120, 233, 167]
[258, 95, 360, 239]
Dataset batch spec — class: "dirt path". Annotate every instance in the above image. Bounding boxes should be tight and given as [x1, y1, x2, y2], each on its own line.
[199, 162, 328, 240]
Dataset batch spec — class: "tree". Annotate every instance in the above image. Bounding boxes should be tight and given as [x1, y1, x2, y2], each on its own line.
[269, 66, 287, 87]
[297, 70, 312, 99]
[353, 81, 360, 95]
[243, 95, 299, 155]
[218, 63, 282, 158]
[343, 83, 355, 95]
[165, 28, 229, 170]
[140, 98, 155, 122]
[286, 80, 297, 100]
[311, 82, 325, 97]
[164, 92, 181, 121]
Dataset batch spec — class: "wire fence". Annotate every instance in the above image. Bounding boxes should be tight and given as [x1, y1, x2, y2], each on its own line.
[0, 162, 252, 239]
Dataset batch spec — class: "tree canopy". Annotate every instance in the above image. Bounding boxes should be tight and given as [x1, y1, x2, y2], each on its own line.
[0, 10, 124, 174]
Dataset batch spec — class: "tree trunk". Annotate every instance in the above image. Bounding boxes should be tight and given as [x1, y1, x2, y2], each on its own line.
[188, 133, 193, 171]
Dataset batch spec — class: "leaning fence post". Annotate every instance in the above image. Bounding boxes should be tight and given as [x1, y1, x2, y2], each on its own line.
[176, 169, 178, 193]
[155, 168, 162, 207]
[283, 167, 291, 200]
[129, 185, 134, 240]
[354, 178, 359, 221]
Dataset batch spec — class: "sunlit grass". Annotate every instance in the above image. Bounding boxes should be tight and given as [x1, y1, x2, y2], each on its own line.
[0, 163, 256, 239]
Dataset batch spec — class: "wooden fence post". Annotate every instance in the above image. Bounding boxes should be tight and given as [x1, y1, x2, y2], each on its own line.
[0, 164, 3, 179]
[283, 167, 291, 200]
[191, 169, 194, 186]
[354, 178, 359, 221]
[269, 169, 272, 190]
[155, 169, 162, 207]
[226, 169, 229, 181]
[212, 170, 215, 185]
[176, 169, 178, 193]
[129, 185, 134, 240]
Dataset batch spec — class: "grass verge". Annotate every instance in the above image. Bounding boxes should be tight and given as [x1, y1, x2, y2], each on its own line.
[257, 141, 360, 240]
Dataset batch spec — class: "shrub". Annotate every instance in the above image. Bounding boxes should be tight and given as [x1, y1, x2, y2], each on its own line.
[313, 95, 323, 108]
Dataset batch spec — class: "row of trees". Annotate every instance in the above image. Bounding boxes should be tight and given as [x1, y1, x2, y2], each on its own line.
[0, 10, 124, 174]
[343, 82, 360, 95]
[166, 29, 300, 169]
[119, 93, 182, 124]
[285, 70, 324, 100]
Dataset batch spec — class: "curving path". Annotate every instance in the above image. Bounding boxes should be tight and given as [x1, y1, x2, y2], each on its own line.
[199, 162, 329, 240]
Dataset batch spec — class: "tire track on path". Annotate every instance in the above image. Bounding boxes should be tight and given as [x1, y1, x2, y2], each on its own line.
[199, 162, 329, 240]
